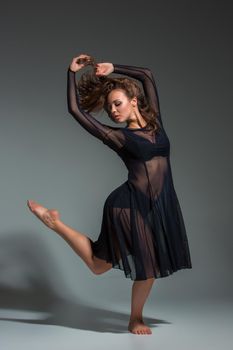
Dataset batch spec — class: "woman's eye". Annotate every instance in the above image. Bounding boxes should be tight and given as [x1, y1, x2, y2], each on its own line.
[115, 102, 121, 106]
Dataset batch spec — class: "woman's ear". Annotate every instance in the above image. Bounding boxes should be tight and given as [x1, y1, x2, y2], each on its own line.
[131, 96, 138, 107]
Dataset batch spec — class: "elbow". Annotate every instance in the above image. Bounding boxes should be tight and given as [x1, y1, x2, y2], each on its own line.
[67, 99, 77, 115]
[67, 105, 77, 117]
[67, 104, 73, 115]
[144, 68, 153, 78]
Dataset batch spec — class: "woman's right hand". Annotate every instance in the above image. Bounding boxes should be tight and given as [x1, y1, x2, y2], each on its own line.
[69, 54, 93, 73]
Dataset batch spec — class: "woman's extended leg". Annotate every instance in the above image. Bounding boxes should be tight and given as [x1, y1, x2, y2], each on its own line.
[27, 200, 112, 275]
[128, 277, 155, 335]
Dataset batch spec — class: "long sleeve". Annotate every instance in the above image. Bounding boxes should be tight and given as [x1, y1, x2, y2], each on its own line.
[113, 63, 164, 128]
[67, 68, 125, 151]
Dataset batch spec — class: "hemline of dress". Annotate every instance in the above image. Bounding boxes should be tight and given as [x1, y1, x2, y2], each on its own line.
[93, 253, 192, 281]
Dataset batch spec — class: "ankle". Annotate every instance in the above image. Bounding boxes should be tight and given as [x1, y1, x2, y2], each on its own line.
[129, 315, 143, 322]
[53, 219, 66, 234]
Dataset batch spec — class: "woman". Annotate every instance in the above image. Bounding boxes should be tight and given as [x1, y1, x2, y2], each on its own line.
[27, 53, 192, 335]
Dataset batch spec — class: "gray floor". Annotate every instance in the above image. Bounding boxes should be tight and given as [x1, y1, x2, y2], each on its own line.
[0, 297, 232, 350]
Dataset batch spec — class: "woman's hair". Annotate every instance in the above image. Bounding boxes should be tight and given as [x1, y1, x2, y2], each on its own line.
[76, 64, 161, 133]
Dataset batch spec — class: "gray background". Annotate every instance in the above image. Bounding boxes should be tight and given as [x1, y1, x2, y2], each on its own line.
[0, 0, 232, 348]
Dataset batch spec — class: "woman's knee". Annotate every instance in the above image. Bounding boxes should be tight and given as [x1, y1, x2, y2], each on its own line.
[91, 256, 112, 275]
[91, 265, 112, 275]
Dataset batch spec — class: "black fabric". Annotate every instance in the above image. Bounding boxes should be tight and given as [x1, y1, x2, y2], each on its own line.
[67, 64, 192, 281]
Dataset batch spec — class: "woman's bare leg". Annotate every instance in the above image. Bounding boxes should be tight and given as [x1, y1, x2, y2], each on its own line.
[27, 200, 112, 275]
[128, 277, 155, 335]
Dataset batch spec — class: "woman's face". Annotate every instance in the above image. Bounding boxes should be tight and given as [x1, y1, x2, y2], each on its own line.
[106, 89, 136, 124]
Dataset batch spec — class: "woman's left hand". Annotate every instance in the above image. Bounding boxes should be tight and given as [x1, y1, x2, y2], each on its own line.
[95, 62, 114, 76]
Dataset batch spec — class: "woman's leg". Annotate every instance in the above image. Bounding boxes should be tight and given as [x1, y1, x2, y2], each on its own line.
[27, 200, 112, 275]
[128, 277, 155, 335]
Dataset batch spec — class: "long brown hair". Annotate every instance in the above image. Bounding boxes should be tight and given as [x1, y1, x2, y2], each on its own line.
[76, 61, 161, 132]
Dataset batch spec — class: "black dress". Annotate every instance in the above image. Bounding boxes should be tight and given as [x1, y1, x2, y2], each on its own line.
[67, 63, 192, 281]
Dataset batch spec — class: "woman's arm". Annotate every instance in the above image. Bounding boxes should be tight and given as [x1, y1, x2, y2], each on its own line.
[112, 63, 163, 128]
[67, 68, 109, 140]
[67, 67, 125, 151]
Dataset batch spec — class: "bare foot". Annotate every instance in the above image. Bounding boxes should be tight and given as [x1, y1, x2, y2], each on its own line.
[27, 200, 60, 230]
[128, 318, 152, 335]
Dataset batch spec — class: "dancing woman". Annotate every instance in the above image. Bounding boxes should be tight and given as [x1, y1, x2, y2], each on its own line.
[27, 53, 192, 335]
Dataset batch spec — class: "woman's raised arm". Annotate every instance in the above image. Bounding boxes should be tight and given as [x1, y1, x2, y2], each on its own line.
[67, 55, 125, 151]
[67, 68, 111, 140]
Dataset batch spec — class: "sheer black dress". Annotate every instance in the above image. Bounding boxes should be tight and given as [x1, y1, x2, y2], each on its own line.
[67, 63, 192, 281]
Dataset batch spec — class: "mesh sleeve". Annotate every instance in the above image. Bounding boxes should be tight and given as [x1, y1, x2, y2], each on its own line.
[67, 68, 125, 151]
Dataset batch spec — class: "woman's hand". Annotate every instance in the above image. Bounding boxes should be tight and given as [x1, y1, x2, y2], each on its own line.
[69, 54, 93, 73]
[95, 62, 114, 76]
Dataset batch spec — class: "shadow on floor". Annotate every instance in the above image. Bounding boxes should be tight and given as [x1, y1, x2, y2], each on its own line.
[0, 230, 171, 333]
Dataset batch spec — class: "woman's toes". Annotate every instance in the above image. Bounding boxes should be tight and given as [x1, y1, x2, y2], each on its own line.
[128, 319, 152, 335]
[27, 200, 36, 211]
